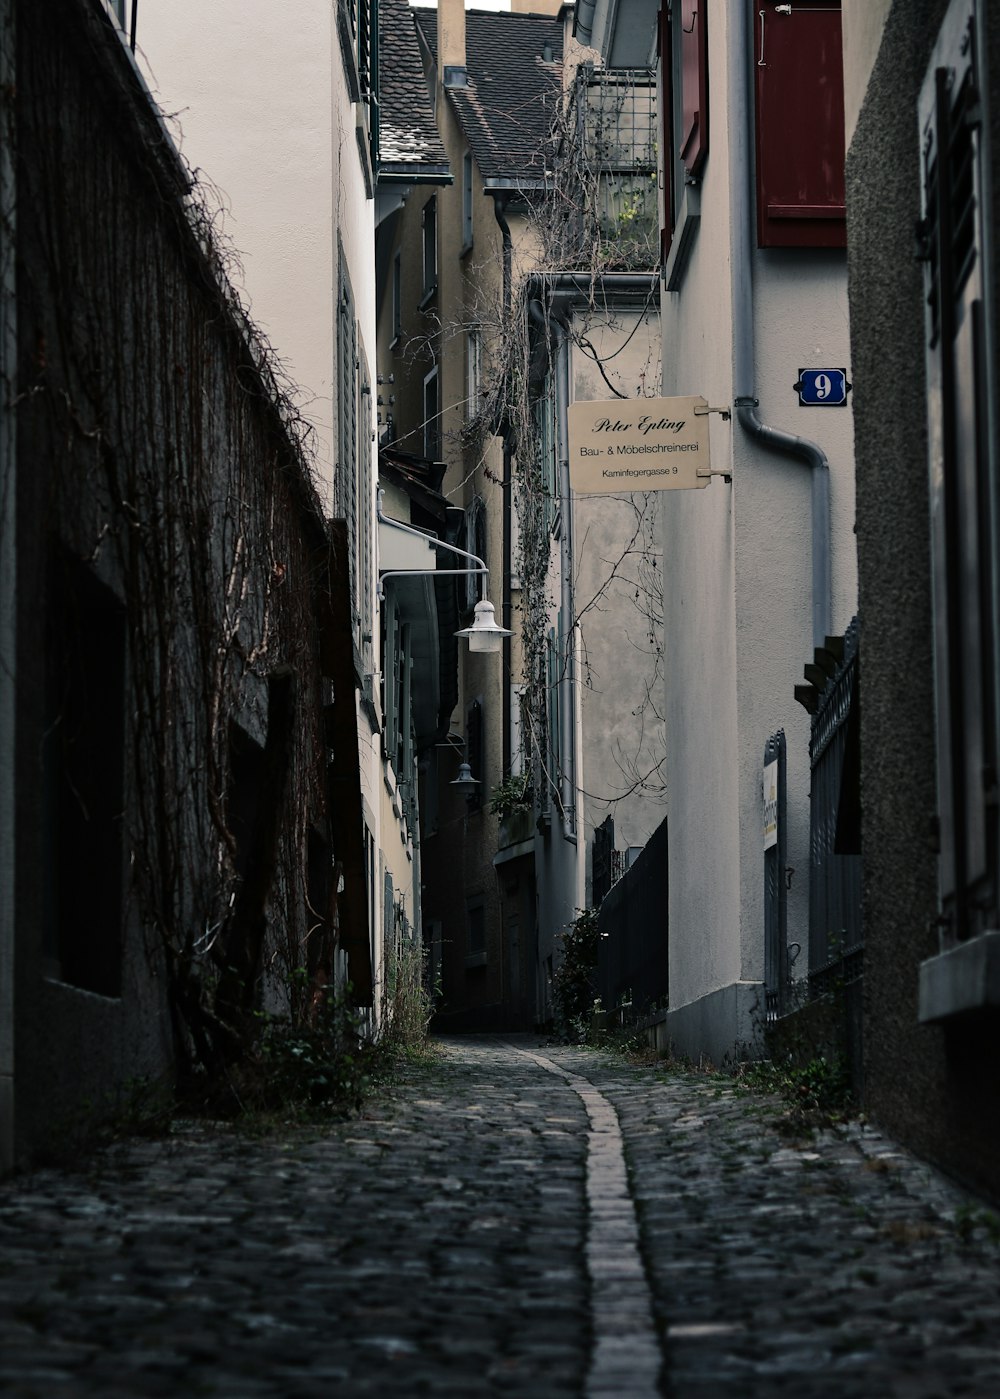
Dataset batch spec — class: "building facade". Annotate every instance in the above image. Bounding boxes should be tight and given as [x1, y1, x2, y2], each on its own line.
[140, 0, 419, 1026]
[2, 0, 368, 1166]
[845, 0, 1000, 1197]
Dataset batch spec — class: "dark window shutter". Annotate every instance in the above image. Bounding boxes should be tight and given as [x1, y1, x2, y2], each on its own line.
[919, 0, 997, 937]
[678, 0, 708, 177]
[658, 5, 674, 259]
[754, 1, 846, 249]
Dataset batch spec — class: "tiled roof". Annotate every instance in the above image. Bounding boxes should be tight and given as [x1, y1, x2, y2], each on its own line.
[379, 0, 450, 177]
[414, 7, 563, 190]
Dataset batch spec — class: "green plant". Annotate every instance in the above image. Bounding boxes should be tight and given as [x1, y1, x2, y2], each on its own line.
[552, 908, 601, 1042]
[252, 982, 370, 1119]
[381, 933, 434, 1053]
[489, 772, 532, 819]
[734, 1051, 854, 1126]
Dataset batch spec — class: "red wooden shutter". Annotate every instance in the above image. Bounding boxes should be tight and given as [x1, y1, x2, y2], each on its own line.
[678, 0, 708, 177]
[754, 0, 846, 249]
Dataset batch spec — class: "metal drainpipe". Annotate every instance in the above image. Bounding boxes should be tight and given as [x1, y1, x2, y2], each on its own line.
[729, 1, 831, 652]
[554, 323, 576, 832]
[493, 196, 514, 776]
[526, 293, 576, 829]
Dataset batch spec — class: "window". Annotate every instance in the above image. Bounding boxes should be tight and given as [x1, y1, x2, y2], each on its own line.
[510, 683, 527, 777]
[754, 1, 846, 248]
[466, 896, 486, 967]
[337, 0, 372, 105]
[463, 496, 487, 611]
[381, 597, 413, 783]
[422, 363, 441, 460]
[546, 628, 562, 807]
[465, 328, 481, 423]
[462, 151, 474, 250]
[422, 196, 438, 298]
[918, 0, 998, 945]
[391, 251, 402, 343]
[43, 552, 126, 997]
[659, 0, 708, 269]
[358, 347, 373, 661]
[337, 245, 361, 644]
[533, 382, 558, 536]
[677, 0, 708, 179]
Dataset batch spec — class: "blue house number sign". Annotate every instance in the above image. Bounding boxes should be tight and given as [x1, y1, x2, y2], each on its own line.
[794, 368, 851, 407]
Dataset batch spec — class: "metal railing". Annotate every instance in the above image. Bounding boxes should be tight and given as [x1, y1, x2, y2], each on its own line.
[763, 729, 789, 1021]
[808, 616, 863, 985]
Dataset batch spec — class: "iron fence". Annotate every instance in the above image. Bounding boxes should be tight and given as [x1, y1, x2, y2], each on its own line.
[808, 616, 863, 987]
[763, 729, 789, 1021]
[595, 816, 668, 1017]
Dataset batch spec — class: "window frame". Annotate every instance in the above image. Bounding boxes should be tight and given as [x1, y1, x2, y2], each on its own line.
[422, 362, 441, 461]
[465, 327, 481, 424]
[391, 250, 402, 345]
[421, 195, 438, 301]
[462, 150, 475, 252]
[659, 0, 705, 290]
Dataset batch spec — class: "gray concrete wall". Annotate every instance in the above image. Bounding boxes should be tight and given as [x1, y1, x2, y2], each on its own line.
[0, 0, 16, 1173]
[848, 0, 1000, 1197]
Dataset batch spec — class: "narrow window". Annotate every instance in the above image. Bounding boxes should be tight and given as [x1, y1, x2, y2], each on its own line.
[660, 0, 708, 258]
[391, 251, 402, 343]
[462, 151, 474, 250]
[358, 347, 373, 661]
[43, 552, 126, 997]
[337, 243, 359, 632]
[423, 363, 441, 460]
[465, 328, 481, 423]
[464, 496, 487, 610]
[422, 196, 438, 298]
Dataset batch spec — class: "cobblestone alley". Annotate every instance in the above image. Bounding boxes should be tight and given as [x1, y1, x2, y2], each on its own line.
[2, 1036, 1000, 1398]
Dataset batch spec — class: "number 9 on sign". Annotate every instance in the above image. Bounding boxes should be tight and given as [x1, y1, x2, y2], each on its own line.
[794, 368, 851, 407]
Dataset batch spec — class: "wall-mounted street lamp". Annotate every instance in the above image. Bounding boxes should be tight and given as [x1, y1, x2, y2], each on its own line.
[450, 762, 480, 796]
[436, 732, 481, 798]
[376, 493, 512, 655]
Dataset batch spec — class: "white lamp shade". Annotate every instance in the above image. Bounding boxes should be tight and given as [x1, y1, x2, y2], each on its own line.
[455, 599, 513, 654]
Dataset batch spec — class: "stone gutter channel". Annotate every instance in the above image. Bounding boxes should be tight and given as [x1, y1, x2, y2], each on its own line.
[510, 1044, 663, 1397]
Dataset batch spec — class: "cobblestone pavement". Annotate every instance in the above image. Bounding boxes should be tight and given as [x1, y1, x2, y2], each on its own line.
[1, 1036, 999, 1397]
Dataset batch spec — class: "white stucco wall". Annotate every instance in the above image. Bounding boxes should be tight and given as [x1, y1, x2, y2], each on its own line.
[842, 0, 892, 149]
[660, 3, 857, 1055]
[138, 1, 377, 504]
[570, 309, 666, 869]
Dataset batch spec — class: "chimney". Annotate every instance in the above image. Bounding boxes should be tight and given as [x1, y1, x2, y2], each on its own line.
[438, 0, 467, 88]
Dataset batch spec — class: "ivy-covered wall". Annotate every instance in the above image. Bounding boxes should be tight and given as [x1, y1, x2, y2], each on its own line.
[10, 0, 349, 1161]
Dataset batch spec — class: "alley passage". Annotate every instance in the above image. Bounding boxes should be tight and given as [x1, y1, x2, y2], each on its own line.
[2, 1038, 1000, 1398]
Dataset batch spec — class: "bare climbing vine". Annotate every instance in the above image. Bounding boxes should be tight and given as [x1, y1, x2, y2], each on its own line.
[458, 59, 665, 817]
[17, 1, 341, 1085]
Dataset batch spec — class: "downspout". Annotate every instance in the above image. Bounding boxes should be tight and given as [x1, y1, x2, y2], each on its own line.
[554, 321, 577, 836]
[729, 3, 831, 652]
[494, 196, 514, 776]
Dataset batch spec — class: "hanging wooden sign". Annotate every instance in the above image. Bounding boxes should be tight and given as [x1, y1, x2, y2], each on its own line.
[567, 396, 711, 493]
